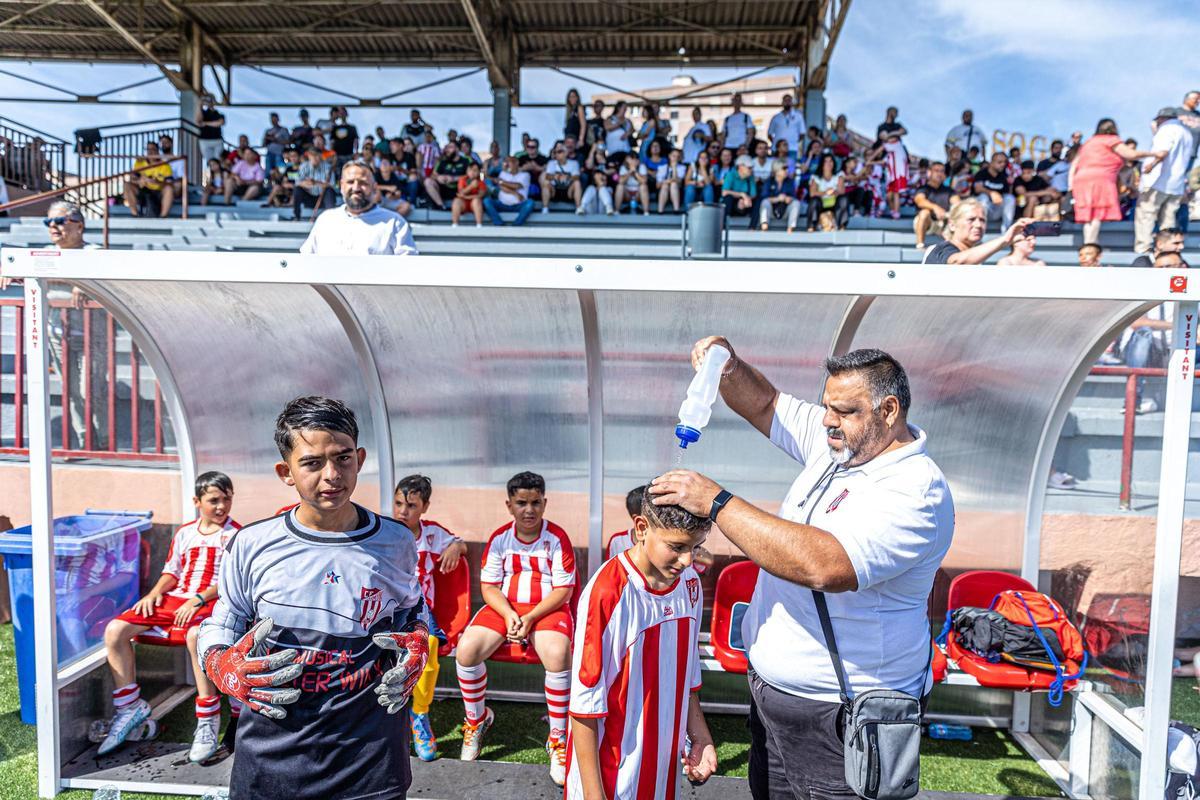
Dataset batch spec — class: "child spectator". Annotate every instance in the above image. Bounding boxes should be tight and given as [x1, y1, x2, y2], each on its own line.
[565, 492, 717, 799]
[871, 132, 909, 220]
[99, 471, 240, 762]
[264, 149, 301, 209]
[374, 155, 410, 216]
[392, 474, 467, 762]
[454, 471, 576, 786]
[578, 169, 615, 216]
[1078, 243, 1104, 267]
[452, 161, 487, 227]
[656, 149, 687, 213]
[198, 397, 431, 799]
[200, 157, 228, 207]
[615, 152, 649, 215]
[417, 130, 441, 179]
[841, 156, 872, 218]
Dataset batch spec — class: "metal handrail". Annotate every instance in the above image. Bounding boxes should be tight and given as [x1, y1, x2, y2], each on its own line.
[0, 155, 189, 248]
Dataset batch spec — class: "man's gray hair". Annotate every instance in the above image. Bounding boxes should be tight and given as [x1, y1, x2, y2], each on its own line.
[47, 201, 83, 221]
[824, 349, 911, 413]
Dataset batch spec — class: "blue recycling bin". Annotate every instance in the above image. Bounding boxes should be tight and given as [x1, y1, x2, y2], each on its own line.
[0, 511, 149, 724]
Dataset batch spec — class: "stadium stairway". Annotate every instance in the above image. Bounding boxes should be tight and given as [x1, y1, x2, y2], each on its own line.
[3, 207, 1198, 512]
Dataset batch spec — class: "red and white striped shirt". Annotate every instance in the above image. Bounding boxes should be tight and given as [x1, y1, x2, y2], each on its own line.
[605, 529, 635, 560]
[565, 552, 704, 800]
[413, 519, 460, 607]
[162, 518, 240, 597]
[883, 139, 909, 184]
[480, 519, 575, 605]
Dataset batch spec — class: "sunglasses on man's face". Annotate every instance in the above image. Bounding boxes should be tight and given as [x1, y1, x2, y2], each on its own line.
[43, 216, 79, 227]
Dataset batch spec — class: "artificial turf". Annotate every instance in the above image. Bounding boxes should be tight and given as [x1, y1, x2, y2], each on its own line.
[0, 633, 1137, 799]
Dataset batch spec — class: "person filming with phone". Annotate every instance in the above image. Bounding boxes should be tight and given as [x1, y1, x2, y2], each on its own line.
[922, 199, 1041, 264]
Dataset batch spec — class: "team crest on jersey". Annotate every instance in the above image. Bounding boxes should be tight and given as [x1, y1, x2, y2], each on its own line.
[358, 586, 384, 628]
[686, 577, 700, 607]
[322, 571, 341, 585]
[663, 604, 674, 617]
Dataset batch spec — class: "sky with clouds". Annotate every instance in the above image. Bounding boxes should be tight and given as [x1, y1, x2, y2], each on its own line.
[0, 0, 1195, 160]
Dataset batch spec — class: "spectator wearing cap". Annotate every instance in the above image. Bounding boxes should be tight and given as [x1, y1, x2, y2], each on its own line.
[944, 109, 986, 161]
[263, 113, 290, 174]
[722, 93, 754, 153]
[722, 157, 758, 224]
[767, 93, 804, 156]
[1135, 108, 1191, 254]
[1012, 159, 1062, 220]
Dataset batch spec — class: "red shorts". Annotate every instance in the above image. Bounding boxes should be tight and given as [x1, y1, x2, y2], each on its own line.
[116, 594, 215, 628]
[887, 177, 908, 194]
[468, 601, 573, 641]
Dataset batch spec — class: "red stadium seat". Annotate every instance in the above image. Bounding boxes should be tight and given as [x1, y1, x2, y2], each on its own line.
[943, 570, 1081, 693]
[931, 636, 948, 683]
[133, 624, 190, 647]
[710, 560, 759, 674]
[431, 558, 471, 656]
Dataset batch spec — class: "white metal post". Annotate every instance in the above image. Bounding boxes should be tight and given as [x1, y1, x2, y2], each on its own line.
[578, 289, 605, 578]
[1139, 300, 1197, 800]
[24, 278, 60, 798]
[1069, 699, 1094, 797]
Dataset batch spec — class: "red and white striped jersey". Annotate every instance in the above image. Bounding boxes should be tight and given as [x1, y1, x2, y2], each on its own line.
[162, 518, 240, 597]
[565, 552, 704, 800]
[883, 140, 909, 183]
[605, 529, 634, 560]
[413, 519, 460, 607]
[480, 519, 575, 605]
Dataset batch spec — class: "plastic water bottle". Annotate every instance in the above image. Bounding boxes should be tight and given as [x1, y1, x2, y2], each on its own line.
[92, 787, 120, 800]
[675, 345, 731, 449]
[926, 723, 972, 741]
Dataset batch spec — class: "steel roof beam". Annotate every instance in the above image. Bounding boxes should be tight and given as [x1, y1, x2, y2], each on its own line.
[77, 0, 190, 90]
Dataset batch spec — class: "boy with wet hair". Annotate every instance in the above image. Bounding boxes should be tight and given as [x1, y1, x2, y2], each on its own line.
[607, 484, 714, 572]
[99, 470, 240, 761]
[392, 473, 467, 761]
[454, 470, 577, 786]
[199, 396, 430, 800]
[566, 489, 718, 799]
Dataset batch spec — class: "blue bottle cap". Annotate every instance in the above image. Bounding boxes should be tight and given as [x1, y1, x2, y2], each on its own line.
[675, 425, 701, 448]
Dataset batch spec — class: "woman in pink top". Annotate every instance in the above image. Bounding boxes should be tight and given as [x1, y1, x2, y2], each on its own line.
[1070, 118, 1164, 243]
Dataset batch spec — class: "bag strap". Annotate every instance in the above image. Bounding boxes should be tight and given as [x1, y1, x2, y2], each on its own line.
[812, 589, 852, 708]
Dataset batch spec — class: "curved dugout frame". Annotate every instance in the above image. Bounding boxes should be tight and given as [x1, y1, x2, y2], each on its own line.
[5, 249, 1194, 800]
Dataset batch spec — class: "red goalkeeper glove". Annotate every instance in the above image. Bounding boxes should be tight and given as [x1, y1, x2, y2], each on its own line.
[372, 626, 430, 714]
[203, 617, 303, 720]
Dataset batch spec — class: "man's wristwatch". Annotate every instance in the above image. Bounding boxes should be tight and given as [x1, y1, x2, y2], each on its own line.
[709, 489, 734, 522]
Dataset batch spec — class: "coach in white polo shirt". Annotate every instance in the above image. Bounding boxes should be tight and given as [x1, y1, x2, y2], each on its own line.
[300, 161, 418, 255]
[651, 339, 954, 800]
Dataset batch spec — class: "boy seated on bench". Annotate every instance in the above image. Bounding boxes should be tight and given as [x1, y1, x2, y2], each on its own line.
[99, 471, 240, 762]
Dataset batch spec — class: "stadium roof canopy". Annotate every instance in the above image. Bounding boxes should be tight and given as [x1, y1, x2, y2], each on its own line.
[0, 0, 851, 98]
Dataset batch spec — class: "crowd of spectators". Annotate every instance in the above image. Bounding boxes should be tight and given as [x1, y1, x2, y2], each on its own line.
[105, 89, 1197, 255]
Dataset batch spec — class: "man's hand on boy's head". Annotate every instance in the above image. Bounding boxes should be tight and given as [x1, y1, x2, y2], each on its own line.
[650, 470, 722, 518]
[203, 618, 303, 719]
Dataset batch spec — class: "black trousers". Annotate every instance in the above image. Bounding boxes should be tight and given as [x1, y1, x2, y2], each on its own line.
[747, 668, 857, 800]
[293, 187, 335, 220]
[808, 195, 850, 230]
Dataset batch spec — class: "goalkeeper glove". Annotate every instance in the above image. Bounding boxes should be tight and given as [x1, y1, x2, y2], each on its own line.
[372, 625, 430, 714]
[203, 617, 303, 720]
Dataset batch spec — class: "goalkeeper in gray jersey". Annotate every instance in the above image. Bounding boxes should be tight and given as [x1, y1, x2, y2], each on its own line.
[198, 396, 433, 800]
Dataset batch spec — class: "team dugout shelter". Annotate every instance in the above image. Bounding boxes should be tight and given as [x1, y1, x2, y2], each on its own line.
[3, 247, 1196, 800]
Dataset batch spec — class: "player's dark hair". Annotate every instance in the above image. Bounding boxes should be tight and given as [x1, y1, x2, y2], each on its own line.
[194, 470, 233, 498]
[640, 488, 712, 535]
[626, 485, 647, 517]
[506, 471, 545, 497]
[1079, 243, 1103, 254]
[274, 396, 359, 459]
[825, 349, 911, 414]
[396, 474, 432, 503]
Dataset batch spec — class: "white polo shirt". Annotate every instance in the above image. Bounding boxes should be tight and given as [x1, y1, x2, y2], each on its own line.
[299, 204, 418, 255]
[767, 109, 804, 152]
[742, 392, 955, 702]
[722, 111, 753, 150]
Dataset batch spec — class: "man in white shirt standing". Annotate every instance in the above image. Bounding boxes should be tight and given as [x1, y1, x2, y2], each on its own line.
[299, 162, 418, 255]
[767, 94, 804, 156]
[944, 109, 987, 160]
[1135, 108, 1192, 254]
[651, 340, 954, 800]
[722, 93, 753, 153]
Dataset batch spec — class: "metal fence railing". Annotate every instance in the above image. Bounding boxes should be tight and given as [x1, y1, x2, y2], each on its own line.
[71, 118, 203, 216]
[0, 296, 175, 462]
[0, 116, 68, 194]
